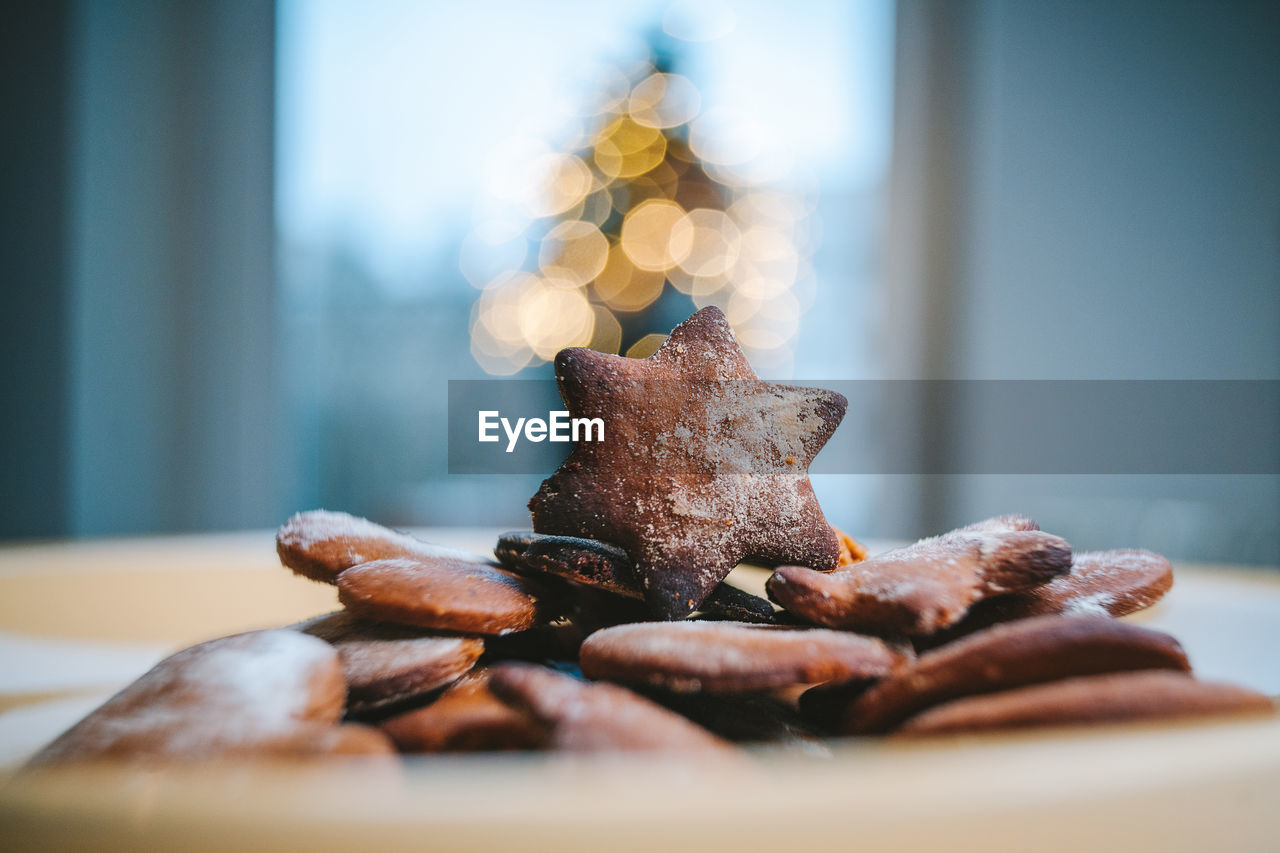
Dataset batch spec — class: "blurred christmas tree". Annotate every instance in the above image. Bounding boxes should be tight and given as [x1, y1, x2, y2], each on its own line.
[465, 31, 812, 375]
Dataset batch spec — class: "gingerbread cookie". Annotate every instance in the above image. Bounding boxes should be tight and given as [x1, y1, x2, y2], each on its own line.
[644, 692, 831, 756]
[293, 611, 484, 713]
[497, 531, 777, 623]
[496, 531, 639, 597]
[487, 663, 735, 753]
[895, 670, 1274, 736]
[943, 549, 1175, 643]
[29, 630, 346, 765]
[270, 723, 399, 758]
[277, 509, 486, 584]
[797, 679, 882, 731]
[580, 621, 906, 694]
[695, 584, 778, 624]
[379, 670, 548, 753]
[843, 615, 1190, 735]
[768, 515, 1072, 635]
[528, 306, 847, 619]
[337, 556, 555, 635]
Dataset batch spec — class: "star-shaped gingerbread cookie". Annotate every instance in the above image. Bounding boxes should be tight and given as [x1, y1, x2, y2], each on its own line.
[528, 306, 847, 619]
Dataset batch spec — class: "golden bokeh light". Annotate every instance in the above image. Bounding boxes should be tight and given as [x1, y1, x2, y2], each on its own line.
[628, 73, 701, 130]
[587, 304, 623, 354]
[475, 271, 537, 344]
[735, 291, 801, 350]
[538, 220, 609, 286]
[577, 188, 614, 226]
[465, 50, 815, 375]
[668, 265, 729, 298]
[593, 117, 667, 180]
[517, 278, 596, 360]
[525, 153, 594, 218]
[620, 199, 689, 271]
[671, 207, 741, 278]
[723, 287, 765, 326]
[625, 333, 668, 359]
[729, 226, 799, 299]
[592, 243, 667, 312]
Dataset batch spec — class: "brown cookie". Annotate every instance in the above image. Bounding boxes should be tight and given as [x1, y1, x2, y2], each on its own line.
[643, 692, 831, 756]
[481, 621, 589, 663]
[696, 583, 779, 624]
[978, 547, 1174, 625]
[768, 515, 1072, 635]
[528, 306, 847, 620]
[843, 615, 1190, 735]
[579, 621, 906, 694]
[277, 509, 487, 584]
[487, 663, 736, 754]
[292, 611, 484, 713]
[29, 630, 347, 765]
[497, 530, 778, 623]
[895, 671, 1275, 736]
[266, 723, 399, 758]
[566, 587, 654, 636]
[319, 724, 400, 756]
[379, 670, 548, 753]
[797, 678, 882, 732]
[337, 556, 555, 636]
[496, 531, 639, 597]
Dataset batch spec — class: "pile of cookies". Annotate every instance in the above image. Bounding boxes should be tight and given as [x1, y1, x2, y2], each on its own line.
[28, 308, 1274, 765]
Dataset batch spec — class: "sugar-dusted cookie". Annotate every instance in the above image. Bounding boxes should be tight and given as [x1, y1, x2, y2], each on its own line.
[29, 630, 346, 765]
[895, 670, 1274, 736]
[579, 621, 906, 694]
[337, 557, 555, 636]
[497, 530, 777, 623]
[293, 611, 484, 713]
[528, 307, 847, 620]
[844, 615, 1190, 735]
[961, 548, 1174, 631]
[379, 670, 548, 753]
[277, 509, 487, 584]
[768, 515, 1072, 635]
[487, 663, 735, 753]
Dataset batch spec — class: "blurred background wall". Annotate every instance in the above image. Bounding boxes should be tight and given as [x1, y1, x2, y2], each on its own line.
[2, 0, 276, 538]
[2, 0, 1276, 564]
[883, 0, 1279, 562]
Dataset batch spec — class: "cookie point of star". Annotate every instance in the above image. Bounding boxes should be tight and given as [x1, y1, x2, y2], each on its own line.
[530, 307, 847, 619]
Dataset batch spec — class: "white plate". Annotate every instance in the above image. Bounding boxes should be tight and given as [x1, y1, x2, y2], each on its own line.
[1, 531, 1277, 851]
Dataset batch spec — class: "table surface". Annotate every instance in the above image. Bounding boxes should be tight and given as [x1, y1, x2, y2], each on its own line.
[1, 530, 1278, 852]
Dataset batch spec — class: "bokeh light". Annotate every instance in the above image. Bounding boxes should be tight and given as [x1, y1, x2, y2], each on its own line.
[628, 73, 701, 129]
[538, 220, 609, 285]
[625, 333, 669, 359]
[620, 199, 690, 271]
[592, 244, 667, 312]
[463, 40, 816, 373]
